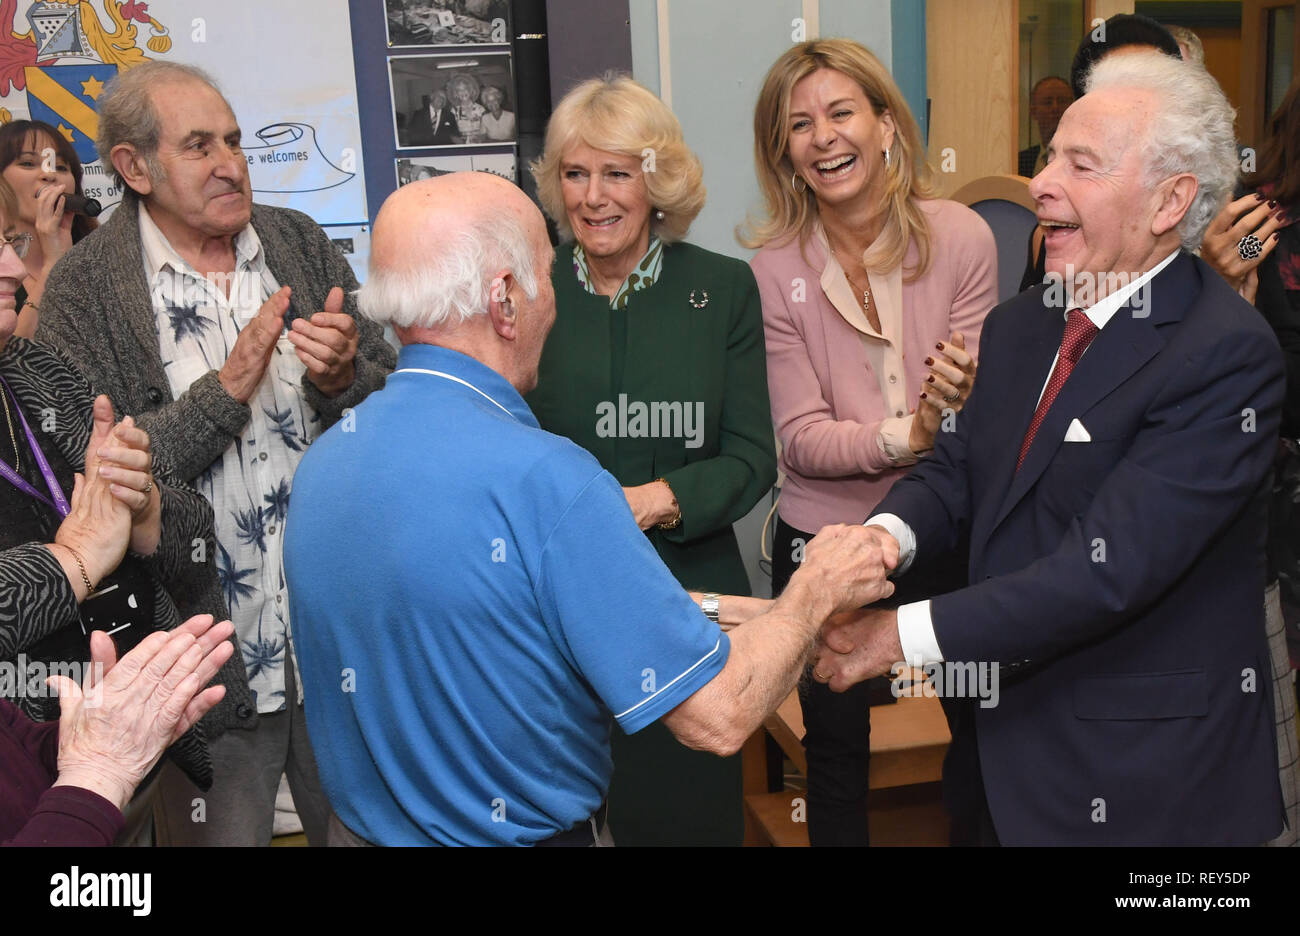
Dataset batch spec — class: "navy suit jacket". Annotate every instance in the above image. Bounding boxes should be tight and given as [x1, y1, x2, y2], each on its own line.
[874, 252, 1286, 845]
[406, 106, 459, 147]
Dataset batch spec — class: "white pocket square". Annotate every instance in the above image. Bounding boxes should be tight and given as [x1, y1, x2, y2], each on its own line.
[1063, 418, 1092, 443]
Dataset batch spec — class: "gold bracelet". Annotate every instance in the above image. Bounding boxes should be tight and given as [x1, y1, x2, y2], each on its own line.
[655, 477, 681, 530]
[66, 546, 94, 595]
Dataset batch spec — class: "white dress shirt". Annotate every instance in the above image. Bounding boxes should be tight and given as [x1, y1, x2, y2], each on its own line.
[868, 250, 1181, 664]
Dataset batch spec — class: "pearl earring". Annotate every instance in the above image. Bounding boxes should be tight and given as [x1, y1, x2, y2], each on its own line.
[655, 209, 665, 220]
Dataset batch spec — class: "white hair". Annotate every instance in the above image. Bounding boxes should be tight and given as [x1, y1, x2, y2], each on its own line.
[1085, 50, 1238, 251]
[357, 201, 540, 329]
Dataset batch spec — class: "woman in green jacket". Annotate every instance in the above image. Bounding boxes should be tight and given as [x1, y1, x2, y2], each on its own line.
[528, 75, 777, 845]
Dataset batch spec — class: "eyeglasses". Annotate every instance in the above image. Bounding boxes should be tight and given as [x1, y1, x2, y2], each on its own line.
[0, 232, 32, 260]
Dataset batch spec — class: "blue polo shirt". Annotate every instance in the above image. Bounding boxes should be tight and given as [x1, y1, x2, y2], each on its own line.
[284, 344, 729, 845]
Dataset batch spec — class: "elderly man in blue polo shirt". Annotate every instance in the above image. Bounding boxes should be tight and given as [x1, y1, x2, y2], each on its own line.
[283, 172, 897, 846]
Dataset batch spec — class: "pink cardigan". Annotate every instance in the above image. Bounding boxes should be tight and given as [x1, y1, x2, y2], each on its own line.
[750, 198, 998, 534]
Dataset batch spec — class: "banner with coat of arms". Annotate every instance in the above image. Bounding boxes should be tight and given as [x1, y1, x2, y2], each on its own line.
[0, 0, 367, 229]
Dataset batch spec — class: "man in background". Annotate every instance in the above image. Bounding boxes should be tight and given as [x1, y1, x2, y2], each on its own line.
[407, 89, 459, 146]
[1018, 76, 1072, 177]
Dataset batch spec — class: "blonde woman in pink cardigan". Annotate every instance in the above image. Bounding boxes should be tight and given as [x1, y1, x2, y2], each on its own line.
[742, 39, 998, 846]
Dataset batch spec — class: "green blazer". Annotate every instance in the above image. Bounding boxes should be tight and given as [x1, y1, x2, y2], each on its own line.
[528, 241, 777, 596]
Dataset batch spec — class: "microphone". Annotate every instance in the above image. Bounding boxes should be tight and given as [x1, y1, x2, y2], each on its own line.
[60, 193, 102, 218]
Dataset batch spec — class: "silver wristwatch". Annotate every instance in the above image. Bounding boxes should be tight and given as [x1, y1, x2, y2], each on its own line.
[701, 592, 720, 625]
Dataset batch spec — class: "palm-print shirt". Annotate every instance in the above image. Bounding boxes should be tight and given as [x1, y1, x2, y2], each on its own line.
[141, 203, 316, 714]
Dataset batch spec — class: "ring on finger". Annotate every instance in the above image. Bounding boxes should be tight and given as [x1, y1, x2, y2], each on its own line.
[142, 477, 153, 495]
[944, 390, 959, 402]
[1237, 233, 1264, 261]
[814, 668, 830, 681]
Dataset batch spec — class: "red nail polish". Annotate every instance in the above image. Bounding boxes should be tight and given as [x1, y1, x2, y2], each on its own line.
[1256, 192, 1267, 201]
[936, 342, 945, 350]
[1270, 199, 1278, 208]
[920, 392, 927, 399]
[924, 356, 934, 365]
[927, 375, 936, 383]
[1274, 232, 1282, 241]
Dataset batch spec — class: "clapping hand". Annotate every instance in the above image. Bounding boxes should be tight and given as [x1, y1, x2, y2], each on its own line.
[219, 286, 291, 404]
[288, 286, 359, 397]
[909, 332, 975, 454]
[89, 396, 161, 556]
[48, 615, 235, 811]
[54, 396, 132, 594]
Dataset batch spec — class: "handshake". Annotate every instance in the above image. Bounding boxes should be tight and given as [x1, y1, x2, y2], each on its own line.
[777, 523, 910, 692]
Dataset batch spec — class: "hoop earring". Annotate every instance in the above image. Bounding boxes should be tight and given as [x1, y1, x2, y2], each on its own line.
[792, 172, 807, 194]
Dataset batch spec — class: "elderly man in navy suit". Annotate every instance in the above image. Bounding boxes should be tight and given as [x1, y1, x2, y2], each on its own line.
[406, 90, 460, 147]
[814, 50, 1287, 845]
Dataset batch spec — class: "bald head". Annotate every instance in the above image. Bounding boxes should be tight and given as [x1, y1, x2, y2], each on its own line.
[360, 171, 552, 331]
[358, 171, 557, 392]
[372, 172, 546, 280]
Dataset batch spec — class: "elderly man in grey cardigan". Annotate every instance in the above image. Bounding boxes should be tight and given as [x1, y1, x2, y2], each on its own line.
[34, 61, 396, 845]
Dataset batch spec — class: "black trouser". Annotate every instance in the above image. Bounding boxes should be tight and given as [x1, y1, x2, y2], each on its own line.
[773, 516, 874, 846]
[775, 513, 976, 846]
[941, 708, 1001, 846]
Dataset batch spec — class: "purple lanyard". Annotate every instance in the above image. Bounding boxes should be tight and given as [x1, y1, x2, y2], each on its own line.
[0, 374, 70, 518]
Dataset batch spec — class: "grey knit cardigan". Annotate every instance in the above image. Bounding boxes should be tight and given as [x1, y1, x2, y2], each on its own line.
[35, 190, 397, 734]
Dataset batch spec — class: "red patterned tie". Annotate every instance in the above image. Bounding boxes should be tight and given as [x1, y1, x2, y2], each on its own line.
[1016, 309, 1099, 470]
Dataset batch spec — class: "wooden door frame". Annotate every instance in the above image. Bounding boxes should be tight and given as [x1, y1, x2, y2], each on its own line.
[1241, 0, 1300, 147]
[926, 0, 1020, 194]
[1084, 0, 1136, 29]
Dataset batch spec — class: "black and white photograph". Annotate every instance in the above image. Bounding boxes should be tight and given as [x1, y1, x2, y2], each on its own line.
[390, 53, 517, 148]
[395, 152, 518, 186]
[384, 0, 511, 48]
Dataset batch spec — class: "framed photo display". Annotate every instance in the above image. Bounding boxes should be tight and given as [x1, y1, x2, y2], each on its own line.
[390, 52, 517, 149]
[395, 152, 518, 186]
[384, 0, 511, 48]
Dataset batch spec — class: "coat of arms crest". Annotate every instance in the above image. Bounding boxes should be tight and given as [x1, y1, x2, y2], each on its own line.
[0, 0, 171, 162]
